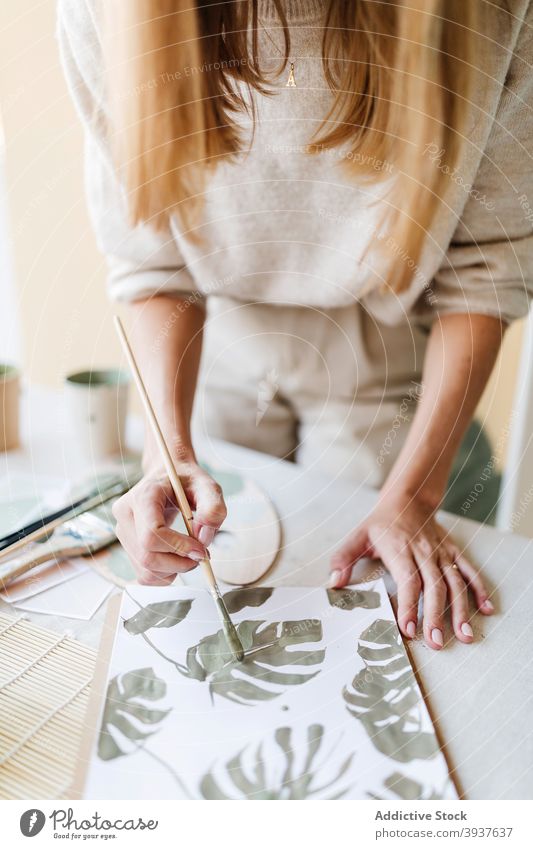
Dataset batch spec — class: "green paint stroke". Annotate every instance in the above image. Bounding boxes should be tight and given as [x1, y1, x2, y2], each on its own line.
[200, 462, 244, 497]
[384, 772, 441, 800]
[327, 588, 381, 611]
[123, 599, 194, 635]
[98, 667, 170, 761]
[200, 724, 354, 800]
[222, 587, 274, 614]
[182, 619, 325, 706]
[343, 618, 438, 763]
[369, 771, 444, 801]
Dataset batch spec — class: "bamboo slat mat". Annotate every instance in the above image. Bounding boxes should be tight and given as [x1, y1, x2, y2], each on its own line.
[0, 612, 97, 799]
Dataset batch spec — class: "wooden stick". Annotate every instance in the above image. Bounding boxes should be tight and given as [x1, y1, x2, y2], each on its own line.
[113, 315, 244, 661]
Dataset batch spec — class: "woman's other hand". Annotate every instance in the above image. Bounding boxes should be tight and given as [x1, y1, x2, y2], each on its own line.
[329, 491, 494, 650]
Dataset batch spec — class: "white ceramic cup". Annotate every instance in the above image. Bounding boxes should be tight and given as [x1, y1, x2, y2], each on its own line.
[0, 364, 20, 452]
[65, 369, 129, 460]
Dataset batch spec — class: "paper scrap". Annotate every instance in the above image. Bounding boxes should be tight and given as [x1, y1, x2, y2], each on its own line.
[0, 558, 89, 603]
[14, 569, 113, 620]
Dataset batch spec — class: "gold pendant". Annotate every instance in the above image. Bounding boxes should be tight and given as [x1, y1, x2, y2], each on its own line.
[285, 62, 296, 88]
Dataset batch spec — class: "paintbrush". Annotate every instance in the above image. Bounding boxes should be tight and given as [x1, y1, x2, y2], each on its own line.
[0, 489, 100, 552]
[113, 315, 245, 663]
[0, 511, 117, 589]
[0, 473, 140, 561]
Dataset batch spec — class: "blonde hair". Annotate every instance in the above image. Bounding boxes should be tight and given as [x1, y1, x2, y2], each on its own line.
[105, 0, 482, 292]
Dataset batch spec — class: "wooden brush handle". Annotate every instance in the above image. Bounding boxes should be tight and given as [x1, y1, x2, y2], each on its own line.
[113, 317, 193, 522]
[114, 322, 220, 590]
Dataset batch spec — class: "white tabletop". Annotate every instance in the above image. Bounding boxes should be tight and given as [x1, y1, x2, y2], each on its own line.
[1, 385, 532, 800]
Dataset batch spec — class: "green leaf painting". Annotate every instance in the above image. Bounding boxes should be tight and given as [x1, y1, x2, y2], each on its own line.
[123, 588, 272, 634]
[222, 587, 274, 614]
[343, 619, 439, 763]
[89, 587, 455, 800]
[327, 588, 381, 611]
[123, 599, 194, 636]
[369, 771, 445, 801]
[199, 724, 354, 800]
[181, 619, 325, 706]
[98, 667, 170, 761]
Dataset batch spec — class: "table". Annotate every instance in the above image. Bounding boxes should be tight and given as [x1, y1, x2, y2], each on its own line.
[2, 385, 532, 799]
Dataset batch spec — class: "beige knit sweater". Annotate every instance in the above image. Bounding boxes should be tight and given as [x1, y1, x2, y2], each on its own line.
[58, 0, 533, 328]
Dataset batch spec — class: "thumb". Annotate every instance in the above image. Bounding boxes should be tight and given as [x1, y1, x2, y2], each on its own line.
[329, 526, 370, 588]
[190, 474, 227, 546]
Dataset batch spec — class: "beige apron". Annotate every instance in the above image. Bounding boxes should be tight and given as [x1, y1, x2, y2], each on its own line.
[193, 297, 428, 488]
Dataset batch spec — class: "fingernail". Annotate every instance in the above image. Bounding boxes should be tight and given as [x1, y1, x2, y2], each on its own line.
[406, 621, 416, 639]
[481, 599, 494, 613]
[461, 622, 474, 638]
[188, 549, 205, 562]
[329, 569, 342, 588]
[431, 628, 444, 647]
[199, 526, 215, 546]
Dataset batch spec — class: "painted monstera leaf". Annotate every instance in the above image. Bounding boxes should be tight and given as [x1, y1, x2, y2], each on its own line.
[124, 589, 273, 635]
[98, 667, 170, 761]
[327, 588, 381, 611]
[343, 618, 439, 763]
[199, 724, 354, 800]
[369, 771, 447, 801]
[123, 599, 194, 635]
[181, 618, 325, 706]
[222, 587, 274, 614]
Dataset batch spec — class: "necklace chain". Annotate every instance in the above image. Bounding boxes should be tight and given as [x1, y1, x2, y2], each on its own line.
[262, 24, 297, 88]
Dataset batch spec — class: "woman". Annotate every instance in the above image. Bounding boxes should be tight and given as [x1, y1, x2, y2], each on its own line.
[58, 0, 533, 649]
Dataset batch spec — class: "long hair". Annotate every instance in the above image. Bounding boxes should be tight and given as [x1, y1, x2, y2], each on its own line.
[105, 0, 482, 292]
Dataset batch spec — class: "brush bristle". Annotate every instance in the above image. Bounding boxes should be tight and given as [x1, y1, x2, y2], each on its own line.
[214, 594, 245, 661]
[224, 619, 245, 662]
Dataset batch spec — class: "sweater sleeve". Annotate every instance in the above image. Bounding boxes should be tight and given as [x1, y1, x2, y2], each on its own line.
[417, 5, 533, 326]
[56, 0, 200, 304]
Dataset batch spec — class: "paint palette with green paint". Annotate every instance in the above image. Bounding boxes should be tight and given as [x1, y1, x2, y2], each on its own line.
[85, 582, 456, 801]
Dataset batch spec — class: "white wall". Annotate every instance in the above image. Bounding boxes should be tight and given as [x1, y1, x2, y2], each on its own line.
[0, 0, 119, 393]
[0, 117, 21, 365]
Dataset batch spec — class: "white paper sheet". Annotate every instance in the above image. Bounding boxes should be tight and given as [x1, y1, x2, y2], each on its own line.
[0, 558, 89, 603]
[84, 581, 456, 800]
[14, 569, 112, 619]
